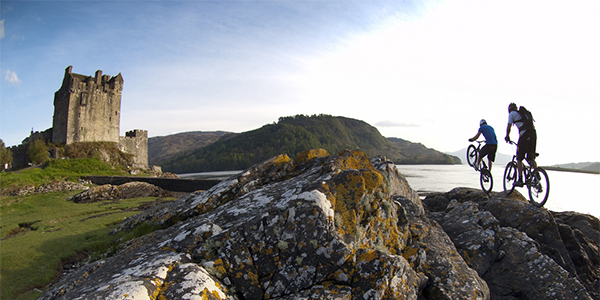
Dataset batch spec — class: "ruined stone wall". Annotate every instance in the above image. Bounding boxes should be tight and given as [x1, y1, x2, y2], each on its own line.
[9, 129, 53, 170]
[52, 66, 123, 145]
[118, 129, 148, 169]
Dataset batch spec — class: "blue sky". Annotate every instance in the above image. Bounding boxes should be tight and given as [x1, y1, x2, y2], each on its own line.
[1, 0, 599, 166]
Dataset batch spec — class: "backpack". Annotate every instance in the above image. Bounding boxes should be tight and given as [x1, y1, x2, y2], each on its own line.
[517, 106, 535, 131]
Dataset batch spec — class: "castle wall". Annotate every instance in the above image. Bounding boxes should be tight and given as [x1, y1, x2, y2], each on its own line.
[118, 129, 149, 169]
[52, 66, 123, 144]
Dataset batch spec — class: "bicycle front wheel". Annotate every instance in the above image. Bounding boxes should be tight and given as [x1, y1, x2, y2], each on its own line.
[528, 167, 550, 207]
[503, 162, 517, 194]
[467, 145, 478, 168]
[480, 169, 493, 194]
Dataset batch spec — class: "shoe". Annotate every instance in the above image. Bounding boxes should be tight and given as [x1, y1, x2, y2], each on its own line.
[514, 180, 525, 187]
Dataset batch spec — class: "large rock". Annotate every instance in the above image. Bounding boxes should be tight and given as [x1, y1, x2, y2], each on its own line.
[424, 187, 597, 299]
[39, 150, 596, 300]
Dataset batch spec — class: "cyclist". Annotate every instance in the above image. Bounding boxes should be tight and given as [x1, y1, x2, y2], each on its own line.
[469, 119, 498, 171]
[505, 103, 537, 187]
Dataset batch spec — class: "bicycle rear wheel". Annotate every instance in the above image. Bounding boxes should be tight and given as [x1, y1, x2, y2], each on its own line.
[467, 145, 478, 168]
[480, 169, 493, 194]
[503, 162, 517, 194]
[528, 167, 550, 207]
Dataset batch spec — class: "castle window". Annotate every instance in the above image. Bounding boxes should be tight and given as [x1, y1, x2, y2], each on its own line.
[115, 111, 118, 116]
[109, 117, 111, 122]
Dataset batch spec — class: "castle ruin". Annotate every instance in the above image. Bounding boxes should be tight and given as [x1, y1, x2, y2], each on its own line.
[9, 66, 148, 170]
[52, 66, 123, 144]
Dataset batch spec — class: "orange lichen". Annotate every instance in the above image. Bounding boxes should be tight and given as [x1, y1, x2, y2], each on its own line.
[360, 170, 384, 194]
[333, 170, 366, 238]
[272, 154, 292, 166]
[333, 150, 375, 171]
[295, 148, 330, 164]
[357, 250, 379, 264]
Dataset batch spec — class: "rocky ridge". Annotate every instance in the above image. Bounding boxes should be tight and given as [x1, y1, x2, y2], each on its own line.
[39, 149, 598, 300]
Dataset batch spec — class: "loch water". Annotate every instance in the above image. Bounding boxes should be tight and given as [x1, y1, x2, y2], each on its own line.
[180, 164, 600, 218]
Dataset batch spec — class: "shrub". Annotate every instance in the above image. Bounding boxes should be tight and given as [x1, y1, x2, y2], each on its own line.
[28, 138, 49, 165]
[0, 139, 13, 170]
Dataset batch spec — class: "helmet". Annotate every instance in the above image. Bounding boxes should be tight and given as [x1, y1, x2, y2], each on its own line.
[508, 103, 517, 112]
[480, 119, 487, 126]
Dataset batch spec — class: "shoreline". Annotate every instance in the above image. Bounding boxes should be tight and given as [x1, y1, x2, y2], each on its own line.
[542, 166, 599, 175]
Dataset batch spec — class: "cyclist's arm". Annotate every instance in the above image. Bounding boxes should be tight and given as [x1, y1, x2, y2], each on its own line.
[469, 132, 481, 142]
[505, 123, 512, 142]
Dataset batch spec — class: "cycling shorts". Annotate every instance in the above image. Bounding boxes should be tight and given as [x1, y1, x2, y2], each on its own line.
[517, 130, 537, 162]
[480, 144, 498, 162]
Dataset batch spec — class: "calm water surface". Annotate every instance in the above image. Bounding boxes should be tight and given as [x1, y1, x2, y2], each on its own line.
[181, 164, 600, 218]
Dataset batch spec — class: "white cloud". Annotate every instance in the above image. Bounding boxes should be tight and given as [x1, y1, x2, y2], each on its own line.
[4, 70, 22, 85]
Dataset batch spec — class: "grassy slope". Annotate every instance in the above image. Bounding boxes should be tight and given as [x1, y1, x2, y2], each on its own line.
[148, 131, 231, 166]
[0, 158, 174, 300]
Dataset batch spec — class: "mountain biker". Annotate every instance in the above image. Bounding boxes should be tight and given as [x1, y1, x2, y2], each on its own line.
[469, 119, 498, 171]
[505, 102, 537, 187]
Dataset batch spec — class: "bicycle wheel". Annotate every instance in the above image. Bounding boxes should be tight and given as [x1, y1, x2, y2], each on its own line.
[503, 162, 517, 194]
[480, 169, 493, 194]
[466, 145, 478, 168]
[528, 167, 550, 207]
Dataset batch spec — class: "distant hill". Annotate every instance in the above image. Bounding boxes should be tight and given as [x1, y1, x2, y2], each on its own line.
[158, 115, 460, 173]
[388, 138, 461, 165]
[148, 131, 231, 166]
[548, 162, 600, 174]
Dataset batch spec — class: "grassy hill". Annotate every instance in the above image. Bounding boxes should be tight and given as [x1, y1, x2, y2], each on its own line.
[388, 138, 461, 165]
[159, 115, 460, 173]
[148, 131, 230, 166]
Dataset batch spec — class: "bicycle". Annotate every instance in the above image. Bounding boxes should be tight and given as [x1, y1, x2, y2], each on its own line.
[466, 140, 493, 194]
[503, 141, 550, 207]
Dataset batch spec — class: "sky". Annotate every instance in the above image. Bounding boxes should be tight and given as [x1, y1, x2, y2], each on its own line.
[1, 0, 599, 166]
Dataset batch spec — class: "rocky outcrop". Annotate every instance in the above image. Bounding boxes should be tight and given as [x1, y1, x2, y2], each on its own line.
[424, 188, 598, 299]
[0, 180, 90, 196]
[39, 149, 598, 300]
[70, 181, 177, 203]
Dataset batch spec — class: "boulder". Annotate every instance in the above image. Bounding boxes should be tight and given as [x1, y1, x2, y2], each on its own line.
[39, 150, 596, 300]
[70, 181, 175, 203]
[424, 188, 597, 299]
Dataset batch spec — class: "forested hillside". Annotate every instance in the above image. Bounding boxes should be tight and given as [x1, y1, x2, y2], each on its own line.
[148, 131, 231, 166]
[388, 138, 461, 165]
[159, 115, 460, 173]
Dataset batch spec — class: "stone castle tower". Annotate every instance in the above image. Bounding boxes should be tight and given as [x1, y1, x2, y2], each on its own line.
[52, 65, 123, 144]
[9, 66, 149, 170]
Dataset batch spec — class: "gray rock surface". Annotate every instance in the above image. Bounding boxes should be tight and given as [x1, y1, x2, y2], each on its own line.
[69, 181, 175, 203]
[39, 150, 597, 300]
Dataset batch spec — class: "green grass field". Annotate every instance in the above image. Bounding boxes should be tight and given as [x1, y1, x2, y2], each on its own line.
[0, 190, 174, 300]
[0, 158, 175, 300]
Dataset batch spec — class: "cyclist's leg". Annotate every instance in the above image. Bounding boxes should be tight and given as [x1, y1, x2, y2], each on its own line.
[516, 136, 527, 185]
[479, 145, 491, 170]
[487, 144, 497, 171]
[526, 130, 538, 169]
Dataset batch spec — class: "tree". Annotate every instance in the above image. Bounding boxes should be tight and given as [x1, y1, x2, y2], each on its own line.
[28, 138, 49, 165]
[0, 139, 13, 171]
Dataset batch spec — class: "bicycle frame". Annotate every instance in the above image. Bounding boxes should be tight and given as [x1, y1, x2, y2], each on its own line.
[503, 141, 550, 207]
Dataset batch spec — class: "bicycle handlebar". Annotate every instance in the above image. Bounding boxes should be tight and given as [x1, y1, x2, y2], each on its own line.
[469, 140, 486, 144]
